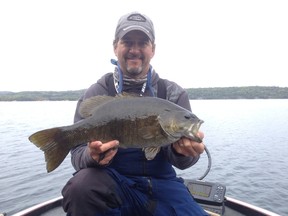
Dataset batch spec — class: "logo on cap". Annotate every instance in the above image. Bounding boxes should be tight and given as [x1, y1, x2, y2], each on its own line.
[127, 14, 147, 22]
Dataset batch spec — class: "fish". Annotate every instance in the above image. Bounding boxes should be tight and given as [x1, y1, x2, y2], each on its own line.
[28, 95, 204, 172]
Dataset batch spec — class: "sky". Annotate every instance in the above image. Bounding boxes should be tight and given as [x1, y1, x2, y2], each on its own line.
[0, 0, 287, 92]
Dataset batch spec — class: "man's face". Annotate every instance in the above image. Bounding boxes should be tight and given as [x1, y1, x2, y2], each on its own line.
[114, 30, 155, 78]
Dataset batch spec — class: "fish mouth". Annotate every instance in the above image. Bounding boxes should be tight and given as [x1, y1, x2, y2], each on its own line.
[186, 120, 204, 143]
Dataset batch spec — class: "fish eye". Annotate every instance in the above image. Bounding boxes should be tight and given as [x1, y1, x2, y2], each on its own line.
[184, 115, 191, 119]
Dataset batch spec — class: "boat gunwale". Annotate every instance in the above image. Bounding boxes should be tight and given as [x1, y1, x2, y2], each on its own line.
[11, 196, 62, 216]
[225, 197, 281, 216]
[10, 196, 281, 216]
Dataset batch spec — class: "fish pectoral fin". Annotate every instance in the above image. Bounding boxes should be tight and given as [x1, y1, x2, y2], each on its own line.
[138, 126, 158, 140]
[143, 147, 161, 160]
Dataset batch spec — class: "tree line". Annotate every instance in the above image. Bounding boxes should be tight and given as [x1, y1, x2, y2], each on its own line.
[186, 86, 288, 99]
[0, 86, 287, 101]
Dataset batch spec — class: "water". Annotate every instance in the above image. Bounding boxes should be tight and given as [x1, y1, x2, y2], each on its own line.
[0, 100, 287, 215]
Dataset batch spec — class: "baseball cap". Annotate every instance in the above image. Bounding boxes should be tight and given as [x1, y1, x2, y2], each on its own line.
[115, 12, 155, 42]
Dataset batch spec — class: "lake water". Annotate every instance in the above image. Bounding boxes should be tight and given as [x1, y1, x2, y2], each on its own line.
[0, 100, 287, 215]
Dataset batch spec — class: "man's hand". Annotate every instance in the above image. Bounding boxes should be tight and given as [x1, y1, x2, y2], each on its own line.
[88, 140, 119, 165]
[172, 131, 205, 157]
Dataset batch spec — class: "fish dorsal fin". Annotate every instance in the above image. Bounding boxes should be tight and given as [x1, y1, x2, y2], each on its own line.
[142, 147, 161, 160]
[79, 95, 116, 118]
[79, 93, 139, 118]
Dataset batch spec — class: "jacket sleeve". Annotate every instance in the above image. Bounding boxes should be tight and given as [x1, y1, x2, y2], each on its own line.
[164, 145, 200, 170]
[71, 143, 99, 171]
[163, 80, 200, 169]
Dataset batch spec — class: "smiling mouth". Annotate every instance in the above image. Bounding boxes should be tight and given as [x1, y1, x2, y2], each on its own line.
[128, 58, 140, 62]
[127, 56, 142, 62]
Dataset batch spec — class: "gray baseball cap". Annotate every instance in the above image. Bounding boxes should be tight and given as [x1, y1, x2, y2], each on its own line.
[115, 12, 155, 42]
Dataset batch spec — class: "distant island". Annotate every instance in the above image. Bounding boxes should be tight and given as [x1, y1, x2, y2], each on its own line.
[0, 86, 287, 101]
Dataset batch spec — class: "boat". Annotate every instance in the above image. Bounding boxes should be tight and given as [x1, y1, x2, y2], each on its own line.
[8, 198, 280, 216]
[5, 178, 280, 216]
[4, 147, 281, 216]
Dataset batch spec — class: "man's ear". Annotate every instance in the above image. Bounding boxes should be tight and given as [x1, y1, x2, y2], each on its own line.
[151, 44, 156, 57]
[113, 39, 118, 55]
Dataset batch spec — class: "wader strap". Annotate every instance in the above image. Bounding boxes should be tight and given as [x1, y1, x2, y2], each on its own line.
[106, 73, 117, 96]
[156, 78, 167, 99]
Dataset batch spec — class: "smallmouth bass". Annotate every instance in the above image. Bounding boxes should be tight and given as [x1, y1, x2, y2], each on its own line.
[29, 96, 203, 172]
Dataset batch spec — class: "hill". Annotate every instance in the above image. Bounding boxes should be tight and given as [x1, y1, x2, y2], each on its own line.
[186, 86, 288, 99]
[0, 86, 287, 101]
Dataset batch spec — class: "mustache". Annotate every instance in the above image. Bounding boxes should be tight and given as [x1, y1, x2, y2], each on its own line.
[126, 53, 143, 59]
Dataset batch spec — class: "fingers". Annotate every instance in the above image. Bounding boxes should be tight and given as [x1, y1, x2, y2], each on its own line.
[98, 147, 118, 165]
[173, 136, 205, 157]
[88, 140, 119, 165]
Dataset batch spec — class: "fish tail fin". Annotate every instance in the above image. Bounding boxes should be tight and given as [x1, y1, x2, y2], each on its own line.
[28, 128, 70, 172]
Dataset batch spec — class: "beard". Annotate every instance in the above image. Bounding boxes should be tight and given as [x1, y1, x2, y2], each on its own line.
[126, 65, 143, 77]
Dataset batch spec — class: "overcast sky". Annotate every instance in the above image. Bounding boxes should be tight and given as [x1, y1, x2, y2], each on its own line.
[1, 0, 287, 92]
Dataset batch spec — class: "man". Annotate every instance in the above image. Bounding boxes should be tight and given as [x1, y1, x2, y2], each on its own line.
[62, 11, 208, 216]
